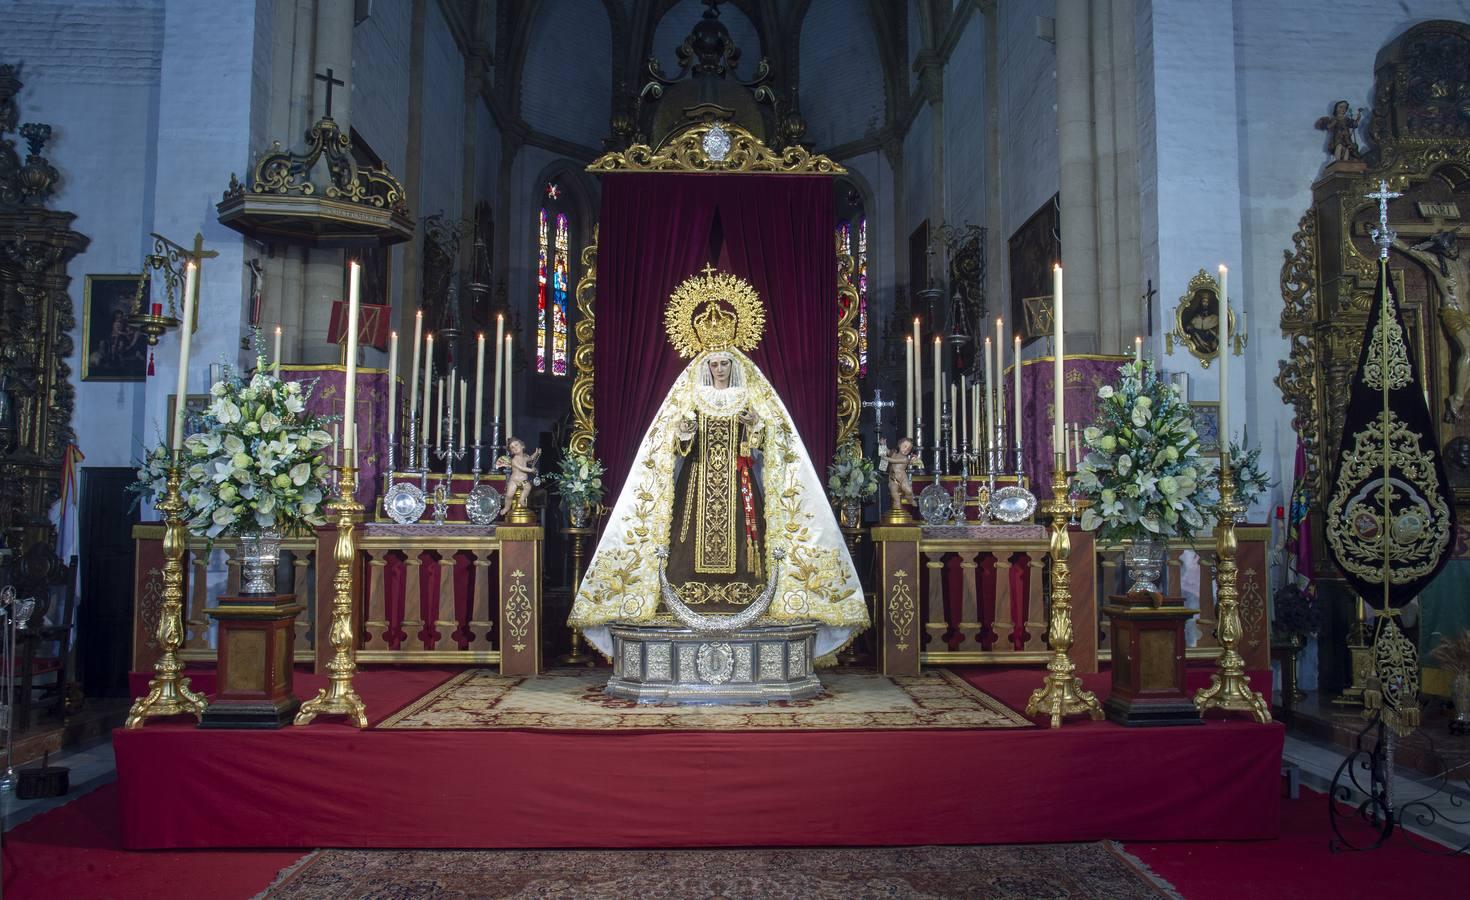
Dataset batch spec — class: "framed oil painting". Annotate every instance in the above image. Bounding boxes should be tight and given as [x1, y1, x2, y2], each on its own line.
[166, 393, 211, 448]
[82, 274, 150, 381]
[1189, 400, 1221, 457]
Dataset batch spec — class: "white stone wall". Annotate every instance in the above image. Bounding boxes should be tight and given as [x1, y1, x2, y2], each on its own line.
[996, 0, 1059, 240]
[943, 11, 986, 232]
[0, 0, 166, 474]
[520, 0, 611, 150]
[419, 0, 466, 227]
[799, 0, 886, 150]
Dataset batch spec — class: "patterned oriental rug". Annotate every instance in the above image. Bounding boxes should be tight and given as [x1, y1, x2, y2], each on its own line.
[262, 843, 1182, 899]
[376, 667, 1033, 731]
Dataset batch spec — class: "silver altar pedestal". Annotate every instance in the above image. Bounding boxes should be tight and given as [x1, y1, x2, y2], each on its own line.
[604, 622, 821, 703]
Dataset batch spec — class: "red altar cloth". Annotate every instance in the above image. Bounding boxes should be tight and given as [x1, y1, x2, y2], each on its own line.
[113, 665, 1283, 850]
[277, 364, 392, 513]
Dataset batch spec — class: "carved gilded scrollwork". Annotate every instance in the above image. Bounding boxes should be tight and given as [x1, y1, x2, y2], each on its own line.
[570, 225, 597, 458]
[1280, 211, 1317, 328]
[588, 121, 845, 176]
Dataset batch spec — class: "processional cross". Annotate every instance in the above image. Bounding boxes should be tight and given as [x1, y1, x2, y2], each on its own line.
[862, 388, 894, 431]
[315, 68, 345, 119]
[1367, 179, 1402, 258]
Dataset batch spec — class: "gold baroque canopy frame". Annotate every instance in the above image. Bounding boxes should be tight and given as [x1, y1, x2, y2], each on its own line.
[571, 120, 858, 458]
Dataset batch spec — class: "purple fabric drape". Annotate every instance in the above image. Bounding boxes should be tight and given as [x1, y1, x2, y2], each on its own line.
[593, 173, 836, 499]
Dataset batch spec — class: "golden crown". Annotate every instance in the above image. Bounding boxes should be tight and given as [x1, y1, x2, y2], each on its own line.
[665, 267, 765, 357]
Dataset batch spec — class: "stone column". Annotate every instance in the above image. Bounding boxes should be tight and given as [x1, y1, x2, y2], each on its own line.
[1090, 0, 1121, 354]
[1055, 0, 1099, 352]
[1110, 0, 1144, 348]
[916, 50, 946, 277]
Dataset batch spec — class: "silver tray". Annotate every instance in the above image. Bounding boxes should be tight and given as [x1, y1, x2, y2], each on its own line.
[990, 485, 1038, 523]
[917, 482, 954, 526]
[465, 484, 503, 525]
[383, 482, 426, 525]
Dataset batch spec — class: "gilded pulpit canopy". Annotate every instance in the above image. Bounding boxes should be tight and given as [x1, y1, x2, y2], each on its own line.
[570, 269, 868, 658]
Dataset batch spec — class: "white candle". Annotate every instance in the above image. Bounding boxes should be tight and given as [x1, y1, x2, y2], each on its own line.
[447, 367, 457, 450]
[409, 310, 423, 432]
[504, 335, 514, 441]
[492, 313, 504, 426]
[1218, 264, 1230, 462]
[171, 262, 198, 451]
[949, 382, 958, 451]
[972, 386, 981, 455]
[343, 261, 361, 456]
[436, 376, 444, 449]
[994, 318, 1005, 450]
[1012, 335, 1022, 449]
[387, 330, 398, 442]
[272, 325, 282, 377]
[420, 334, 433, 446]
[1052, 265, 1065, 460]
[459, 378, 468, 450]
[332, 423, 340, 467]
[1134, 335, 1143, 366]
[474, 332, 486, 444]
[932, 336, 941, 449]
[985, 336, 996, 455]
[959, 375, 968, 448]
[905, 336, 914, 440]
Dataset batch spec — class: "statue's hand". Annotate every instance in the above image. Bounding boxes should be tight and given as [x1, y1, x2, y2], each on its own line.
[738, 408, 760, 428]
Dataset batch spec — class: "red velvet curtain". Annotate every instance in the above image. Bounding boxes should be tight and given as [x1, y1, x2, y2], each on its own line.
[593, 173, 836, 498]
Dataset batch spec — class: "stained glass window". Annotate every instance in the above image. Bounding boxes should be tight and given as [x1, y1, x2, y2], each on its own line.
[552, 212, 570, 376]
[536, 208, 549, 373]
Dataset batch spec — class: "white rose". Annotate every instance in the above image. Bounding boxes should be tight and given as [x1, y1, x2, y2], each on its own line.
[1098, 385, 1115, 399]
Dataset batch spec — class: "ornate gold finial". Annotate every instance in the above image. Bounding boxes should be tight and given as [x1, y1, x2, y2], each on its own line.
[665, 268, 766, 357]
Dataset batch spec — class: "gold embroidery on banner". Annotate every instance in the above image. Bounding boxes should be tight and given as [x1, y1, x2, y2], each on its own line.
[1237, 568, 1265, 653]
[1363, 314, 1412, 391]
[694, 415, 737, 574]
[1325, 410, 1453, 585]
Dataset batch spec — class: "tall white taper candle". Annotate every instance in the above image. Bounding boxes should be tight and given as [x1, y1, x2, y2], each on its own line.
[1052, 265, 1065, 461]
[474, 332, 486, 444]
[905, 336, 914, 440]
[492, 313, 504, 425]
[409, 310, 423, 430]
[420, 334, 433, 446]
[1218, 264, 1230, 462]
[459, 378, 467, 450]
[343, 262, 361, 454]
[985, 337, 996, 454]
[170, 262, 198, 451]
[387, 330, 398, 442]
[932, 336, 941, 449]
[504, 335, 514, 442]
[1012, 334, 1022, 449]
[272, 325, 282, 377]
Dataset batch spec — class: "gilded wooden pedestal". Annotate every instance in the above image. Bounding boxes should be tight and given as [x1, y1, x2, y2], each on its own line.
[200, 594, 303, 729]
[1103, 594, 1201, 727]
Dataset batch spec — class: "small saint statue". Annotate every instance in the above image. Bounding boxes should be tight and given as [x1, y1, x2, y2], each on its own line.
[1315, 100, 1365, 163]
[497, 437, 541, 516]
[878, 436, 921, 510]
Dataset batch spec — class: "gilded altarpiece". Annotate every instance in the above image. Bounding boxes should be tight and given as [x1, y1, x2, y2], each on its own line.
[1278, 21, 1470, 691]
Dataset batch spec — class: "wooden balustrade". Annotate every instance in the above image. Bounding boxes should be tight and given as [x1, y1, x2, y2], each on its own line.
[1093, 526, 1272, 671]
[874, 523, 1081, 674]
[131, 522, 545, 678]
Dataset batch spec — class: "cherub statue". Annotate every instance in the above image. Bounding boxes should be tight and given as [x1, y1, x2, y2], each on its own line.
[1315, 100, 1365, 163]
[497, 437, 541, 515]
[878, 435, 921, 509]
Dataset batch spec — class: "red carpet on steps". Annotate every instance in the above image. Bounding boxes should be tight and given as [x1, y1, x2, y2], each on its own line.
[109, 664, 1284, 850]
[5, 783, 1465, 900]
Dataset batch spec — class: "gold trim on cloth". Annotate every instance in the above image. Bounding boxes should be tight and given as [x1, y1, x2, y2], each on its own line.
[570, 226, 598, 458]
[587, 121, 846, 176]
[693, 415, 738, 574]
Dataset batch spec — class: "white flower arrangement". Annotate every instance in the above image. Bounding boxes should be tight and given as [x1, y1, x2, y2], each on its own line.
[137, 368, 336, 538]
[826, 441, 879, 503]
[1075, 360, 1218, 541]
[550, 449, 606, 508]
[1224, 439, 1274, 510]
[128, 442, 172, 510]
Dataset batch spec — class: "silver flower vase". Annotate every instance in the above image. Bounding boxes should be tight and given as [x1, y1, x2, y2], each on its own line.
[1123, 538, 1168, 596]
[237, 528, 282, 595]
[839, 499, 862, 529]
[568, 500, 591, 529]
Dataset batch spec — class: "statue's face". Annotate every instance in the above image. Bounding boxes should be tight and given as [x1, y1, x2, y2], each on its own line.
[1449, 438, 1470, 470]
[708, 356, 732, 388]
[898, 439, 913, 454]
[509, 439, 523, 454]
[1335, 100, 1349, 115]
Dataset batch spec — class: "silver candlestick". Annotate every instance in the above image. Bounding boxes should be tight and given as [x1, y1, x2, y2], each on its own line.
[953, 441, 970, 524]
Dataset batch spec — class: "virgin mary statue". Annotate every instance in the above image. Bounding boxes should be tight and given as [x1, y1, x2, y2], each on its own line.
[569, 270, 868, 660]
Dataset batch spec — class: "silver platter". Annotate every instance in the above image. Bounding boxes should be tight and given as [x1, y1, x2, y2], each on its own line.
[383, 482, 426, 525]
[990, 485, 1038, 523]
[465, 484, 503, 525]
[917, 482, 954, 526]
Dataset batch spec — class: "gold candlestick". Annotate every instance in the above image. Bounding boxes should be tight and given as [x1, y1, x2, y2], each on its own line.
[126, 459, 208, 728]
[1025, 454, 1103, 727]
[1193, 462, 1271, 722]
[296, 465, 367, 727]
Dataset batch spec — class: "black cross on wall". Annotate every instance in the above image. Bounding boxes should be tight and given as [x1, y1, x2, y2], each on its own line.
[315, 67, 345, 119]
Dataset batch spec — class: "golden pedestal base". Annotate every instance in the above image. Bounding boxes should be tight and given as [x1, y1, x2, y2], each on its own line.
[296, 467, 368, 728]
[126, 463, 208, 729]
[1193, 466, 1270, 724]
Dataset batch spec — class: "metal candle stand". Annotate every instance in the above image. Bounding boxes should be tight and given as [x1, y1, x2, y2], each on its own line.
[0, 588, 37, 791]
